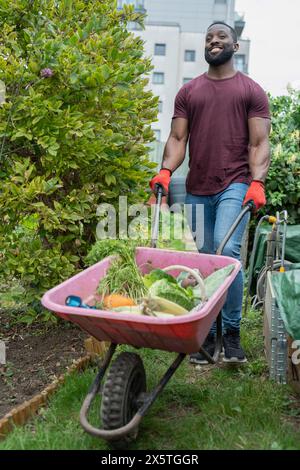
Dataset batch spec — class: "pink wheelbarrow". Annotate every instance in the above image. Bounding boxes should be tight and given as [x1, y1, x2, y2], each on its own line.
[41, 187, 253, 448]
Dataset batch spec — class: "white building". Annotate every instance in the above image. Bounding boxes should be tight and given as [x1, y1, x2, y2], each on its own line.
[118, 0, 250, 173]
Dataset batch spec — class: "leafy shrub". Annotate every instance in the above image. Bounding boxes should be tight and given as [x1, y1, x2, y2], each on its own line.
[264, 91, 300, 224]
[0, 0, 157, 314]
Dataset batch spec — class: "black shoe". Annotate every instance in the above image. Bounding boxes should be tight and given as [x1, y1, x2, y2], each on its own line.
[222, 329, 247, 363]
[190, 333, 216, 365]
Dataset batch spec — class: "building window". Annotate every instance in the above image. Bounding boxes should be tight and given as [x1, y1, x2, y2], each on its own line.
[153, 72, 165, 84]
[234, 54, 246, 73]
[184, 50, 196, 62]
[154, 43, 166, 56]
[214, 0, 227, 4]
[183, 78, 192, 84]
[153, 129, 161, 141]
[158, 101, 163, 113]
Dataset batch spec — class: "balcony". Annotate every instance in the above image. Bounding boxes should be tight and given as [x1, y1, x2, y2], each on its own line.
[234, 12, 245, 39]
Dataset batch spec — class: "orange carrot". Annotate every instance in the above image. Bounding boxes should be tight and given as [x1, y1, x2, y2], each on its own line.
[103, 294, 136, 309]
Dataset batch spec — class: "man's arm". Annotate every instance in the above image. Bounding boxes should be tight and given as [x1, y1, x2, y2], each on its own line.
[161, 117, 189, 173]
[149, 117, 189, 196]
[243, 117, 271, 210]
[248, 117, 271, 182]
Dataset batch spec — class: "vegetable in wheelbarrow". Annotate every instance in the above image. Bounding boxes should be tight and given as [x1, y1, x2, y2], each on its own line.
[112, 305, 176, 318]
[97, 257, 147, 302]
[192, 264, 235, 301]
[103, 294, 136, 309]
[87, 239, 148, 302]
[147, 296, 188, 315]
[146, 264, 236, 314]
[93, 240, 236, 316]
[113, 296, 187, 317]
[148, 278, 195, 311]
[143, 268, 177, 288]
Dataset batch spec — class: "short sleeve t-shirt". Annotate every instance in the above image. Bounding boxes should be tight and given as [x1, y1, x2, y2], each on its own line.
[172, 71, 271, 195]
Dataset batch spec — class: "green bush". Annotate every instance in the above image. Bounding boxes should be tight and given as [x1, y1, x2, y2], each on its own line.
[0, 0, 157, 313]
[264, 91, 300, 224]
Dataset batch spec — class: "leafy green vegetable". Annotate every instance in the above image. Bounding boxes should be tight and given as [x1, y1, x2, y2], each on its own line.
[149, 279, 194, 311]
[92, 239, 148, 302]
[85, 239, 146, 266]
[143, 268, 177, 289]
[193, 264, 235, 300]
[185, 286, 195, 300]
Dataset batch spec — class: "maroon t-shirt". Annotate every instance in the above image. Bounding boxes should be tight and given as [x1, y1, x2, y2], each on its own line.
[172, 71, 271, 195]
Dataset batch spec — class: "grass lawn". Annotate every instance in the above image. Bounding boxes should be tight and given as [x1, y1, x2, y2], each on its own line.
[1, 308, 300, 450]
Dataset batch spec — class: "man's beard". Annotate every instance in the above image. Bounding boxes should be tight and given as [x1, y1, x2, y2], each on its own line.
[205, 45, 235, 66]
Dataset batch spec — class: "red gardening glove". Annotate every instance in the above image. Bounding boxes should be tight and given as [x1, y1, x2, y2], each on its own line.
[243, 180, 266, 212]
[149, 168, 172, 196]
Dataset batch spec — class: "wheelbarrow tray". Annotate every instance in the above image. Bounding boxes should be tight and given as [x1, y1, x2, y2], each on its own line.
[42, 247, 241, 354]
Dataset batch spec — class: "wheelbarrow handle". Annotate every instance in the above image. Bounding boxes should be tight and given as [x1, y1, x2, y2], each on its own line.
[150, 185, 164, 248]
[216, 200, 254, 256]
[151, 191, 254, 253]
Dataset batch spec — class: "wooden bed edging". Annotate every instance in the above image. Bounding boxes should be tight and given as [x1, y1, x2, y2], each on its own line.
[0, 338, 109, 440]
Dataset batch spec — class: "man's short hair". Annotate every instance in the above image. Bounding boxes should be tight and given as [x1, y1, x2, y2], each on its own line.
[207, 21, 238, 43]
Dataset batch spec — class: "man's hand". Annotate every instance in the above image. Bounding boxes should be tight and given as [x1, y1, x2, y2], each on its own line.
[149, 168, 172, 195]
[243, 180, 266, 211]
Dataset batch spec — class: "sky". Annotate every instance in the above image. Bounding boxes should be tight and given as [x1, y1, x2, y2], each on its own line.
[235, 0, 300, 96]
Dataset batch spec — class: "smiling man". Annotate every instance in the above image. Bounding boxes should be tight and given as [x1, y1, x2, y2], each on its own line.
[150, 21, 271, 364]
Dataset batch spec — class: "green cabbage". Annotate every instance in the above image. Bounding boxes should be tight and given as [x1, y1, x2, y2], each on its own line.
[149, 279, 194, 311]
[143, 269, 177, 289]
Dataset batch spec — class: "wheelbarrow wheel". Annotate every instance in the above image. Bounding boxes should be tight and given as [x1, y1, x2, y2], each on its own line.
[100, 351, 146, 449]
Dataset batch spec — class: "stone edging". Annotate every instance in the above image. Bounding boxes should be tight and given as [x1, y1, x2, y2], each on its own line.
[0, 337, 107, 440]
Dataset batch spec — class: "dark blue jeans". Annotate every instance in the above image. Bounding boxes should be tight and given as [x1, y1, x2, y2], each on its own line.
[185, 183, 250, 332]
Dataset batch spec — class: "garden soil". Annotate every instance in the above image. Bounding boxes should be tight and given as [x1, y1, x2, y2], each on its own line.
[0, 312, 89, 418]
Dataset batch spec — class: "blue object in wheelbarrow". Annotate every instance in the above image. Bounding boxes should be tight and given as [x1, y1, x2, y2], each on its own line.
[65, 295, 97, 310]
